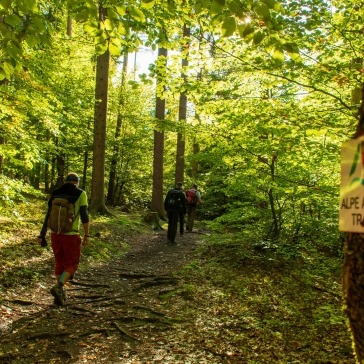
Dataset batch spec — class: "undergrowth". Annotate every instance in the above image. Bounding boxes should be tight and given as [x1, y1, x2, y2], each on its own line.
[0, 196, 148, 295]
[177, 232, 354, 363]
[0, 190, 355, 363]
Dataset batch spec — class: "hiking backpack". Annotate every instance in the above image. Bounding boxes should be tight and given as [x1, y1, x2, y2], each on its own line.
[186, 189, 197, 205]
[47, 197, 76, 234]
[166, 190, 182, 210]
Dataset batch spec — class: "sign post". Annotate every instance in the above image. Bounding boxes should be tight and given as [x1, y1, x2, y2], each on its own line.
[340, 136, 364, 232]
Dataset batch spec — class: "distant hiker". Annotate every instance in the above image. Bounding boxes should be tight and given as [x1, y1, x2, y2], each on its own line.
[186, 184, 203, 232]
[37, 172, 90, 306]
[164, 182, 187, 244]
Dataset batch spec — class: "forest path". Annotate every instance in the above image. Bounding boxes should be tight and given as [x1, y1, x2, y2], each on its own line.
[0, 229, 217, 364]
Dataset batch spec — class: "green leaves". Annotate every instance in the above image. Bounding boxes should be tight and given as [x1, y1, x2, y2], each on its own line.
[253, 30, 265, 45]
[254, 2, 272, 23]
[129, 6, 146, 23]
[109, 37, 122, 56]
[222, 17, 237, 37]
[282, 43, 302, 62]
[210, 0, 226, 15]
[141, 0, 155, 10]
[271, 48, 284, 63]
[3, 14, 23, 28]
[0, 62, 14, 80]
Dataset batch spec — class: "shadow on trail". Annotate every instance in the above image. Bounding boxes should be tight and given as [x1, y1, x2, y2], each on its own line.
[0, 230, 206, 364]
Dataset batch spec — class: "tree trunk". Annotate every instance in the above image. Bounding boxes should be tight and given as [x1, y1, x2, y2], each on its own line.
[32, 163, 41, 189]
[151, 47, 167, 217]
[107, 52, 128, 205]
[269, 154, 279, 238]
[82, 143, 89, 191]
[175, 25, 190, 184]
[343, 74, 364, 363]
[343, 233, 364, 363]
[55, 137, 66, 188]
[67, 16, 72, 36]
[191, 115, 200, 179]
[190, 67, 203, 180]
[89, 5, 110, 214]
[0, 133, 4, 175]
[44, 130, 50, 193]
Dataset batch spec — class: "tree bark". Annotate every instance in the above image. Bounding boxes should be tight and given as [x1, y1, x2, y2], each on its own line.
[151, 47, 167, 217]
[0, 133, 4, 175]
[107, 52, 128, 205]
[67, 16, 72, 37]
[175, 25, 190, 185]
[89, 5, 110, 214]
[55, 138, 66, 188]
[343, 63, 364, 363]
[343, 233, 364, 363]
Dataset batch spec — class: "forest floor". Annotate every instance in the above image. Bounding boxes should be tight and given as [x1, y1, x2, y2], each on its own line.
[0, 208, 357, 364]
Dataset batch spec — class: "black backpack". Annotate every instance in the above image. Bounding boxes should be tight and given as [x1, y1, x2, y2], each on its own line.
[166, 190, 182, 210]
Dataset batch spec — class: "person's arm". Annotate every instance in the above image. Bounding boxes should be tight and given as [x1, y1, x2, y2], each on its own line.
[37, 197, 52, 247]
[181, 191, 187, 213]
[79, 204, 90, 246]
[164, 191, 170, 211]
[196, 190, 203, 204]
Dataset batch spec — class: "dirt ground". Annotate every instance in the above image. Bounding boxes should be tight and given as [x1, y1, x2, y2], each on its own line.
[0, 229, 212, 364]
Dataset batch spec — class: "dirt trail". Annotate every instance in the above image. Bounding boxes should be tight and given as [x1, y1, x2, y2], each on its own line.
[0, 230, 213, 364]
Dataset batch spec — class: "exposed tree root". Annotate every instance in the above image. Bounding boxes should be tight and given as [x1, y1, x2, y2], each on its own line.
[133, 277, 179, 291]
[112, 322, 140, 342]
[69, 281, 110, 288]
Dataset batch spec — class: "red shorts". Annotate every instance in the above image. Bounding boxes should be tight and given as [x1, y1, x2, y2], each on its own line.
[51, 234, 82, 275]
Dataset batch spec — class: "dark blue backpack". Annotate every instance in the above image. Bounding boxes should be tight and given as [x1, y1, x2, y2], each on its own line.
[166, 190, 182, 210]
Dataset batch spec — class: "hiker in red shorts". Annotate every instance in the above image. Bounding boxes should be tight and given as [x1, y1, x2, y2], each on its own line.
[37, 172, 90, 306]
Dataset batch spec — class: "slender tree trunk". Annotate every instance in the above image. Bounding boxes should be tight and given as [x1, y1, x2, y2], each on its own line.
[191, 140, 199, 179]
[190, 67, 203, 180]
[55, 136, 66, 188]
[269, 154, 279, 238]
[82, 135, 89, 191]
[44, 130, 50, 193]
[107, 52, 128, 205]
[32, 163, 41, 189]
[50, 156, 56, 190]
[175, 25, 190, 184]
[89, 5, 110, 214]
[151, 47, 167, 217]
[343, 66, 364, 362]
[67, 16, 72, 36]
[0, 134, 4, 175]
[44, 158, 50, 193]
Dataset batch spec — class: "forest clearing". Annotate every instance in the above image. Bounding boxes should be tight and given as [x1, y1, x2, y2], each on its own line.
[0, 204, 355, 363]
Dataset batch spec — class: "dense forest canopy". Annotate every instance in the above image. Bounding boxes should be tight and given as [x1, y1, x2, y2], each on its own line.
[0, 0, 361, 230]
[0, 0, 361, 228]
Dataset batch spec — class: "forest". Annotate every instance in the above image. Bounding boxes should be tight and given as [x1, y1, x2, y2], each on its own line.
[1, 0, 364, 363]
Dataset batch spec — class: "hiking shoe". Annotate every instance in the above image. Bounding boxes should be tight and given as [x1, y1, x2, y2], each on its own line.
[50, 284, 66, 306]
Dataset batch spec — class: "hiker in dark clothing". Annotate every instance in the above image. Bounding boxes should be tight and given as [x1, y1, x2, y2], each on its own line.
[37, 172, 90, 306]
[164, 182, 186, 244]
